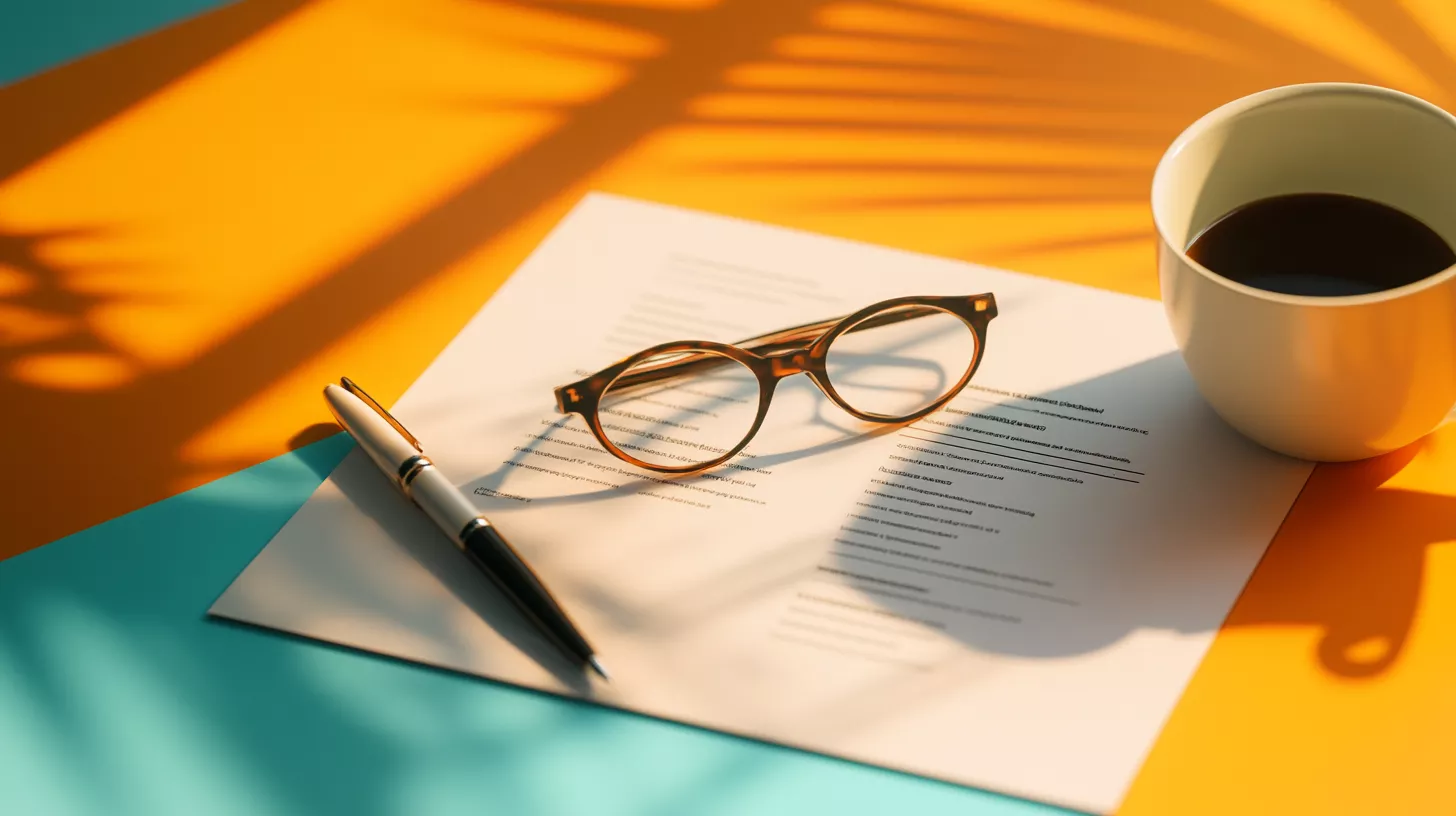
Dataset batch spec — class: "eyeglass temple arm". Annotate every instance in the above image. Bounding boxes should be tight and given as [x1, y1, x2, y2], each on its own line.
[603, 305, 948, 393]
[737, 305, 946, 349]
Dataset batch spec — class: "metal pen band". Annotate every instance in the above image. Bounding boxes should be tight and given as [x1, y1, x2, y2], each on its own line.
[458, 517, 490, 544]
[398, 454, 432, 495]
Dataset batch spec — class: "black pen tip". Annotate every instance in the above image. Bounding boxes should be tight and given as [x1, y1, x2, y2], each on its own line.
[587, 656, 611, 682]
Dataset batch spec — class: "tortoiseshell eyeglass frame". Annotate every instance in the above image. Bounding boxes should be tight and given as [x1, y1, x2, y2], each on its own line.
[553, 293, 998, 474]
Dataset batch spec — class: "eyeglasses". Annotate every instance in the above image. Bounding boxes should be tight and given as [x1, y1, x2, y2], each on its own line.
[553, 293, 998, 474]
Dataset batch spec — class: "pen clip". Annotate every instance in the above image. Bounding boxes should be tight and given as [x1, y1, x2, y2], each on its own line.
[340, 376, 423, 452]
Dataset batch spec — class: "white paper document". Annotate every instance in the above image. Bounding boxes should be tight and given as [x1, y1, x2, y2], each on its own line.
[211, 193, 1312, 814]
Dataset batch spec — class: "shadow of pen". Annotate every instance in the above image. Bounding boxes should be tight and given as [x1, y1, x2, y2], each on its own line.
[328, 444, 596, 696]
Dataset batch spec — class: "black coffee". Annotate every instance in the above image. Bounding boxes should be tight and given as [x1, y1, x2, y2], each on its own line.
[1185, 192, 1456, 296]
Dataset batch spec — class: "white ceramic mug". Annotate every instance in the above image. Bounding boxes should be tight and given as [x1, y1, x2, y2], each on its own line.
[1153, 82, 1456, 461]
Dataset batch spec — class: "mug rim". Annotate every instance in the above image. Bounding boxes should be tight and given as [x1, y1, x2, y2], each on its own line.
[1151, 81, 1456, 308]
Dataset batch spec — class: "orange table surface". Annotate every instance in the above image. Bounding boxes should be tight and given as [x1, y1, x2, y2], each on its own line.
[4, 1, 1456, 812]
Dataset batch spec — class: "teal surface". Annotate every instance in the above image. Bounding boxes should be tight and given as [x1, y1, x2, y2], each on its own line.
[0, 437, 1078, 816]
[0, 0, 232, 85]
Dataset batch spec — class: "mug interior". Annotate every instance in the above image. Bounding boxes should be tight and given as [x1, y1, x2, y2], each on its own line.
[1153, 83, 1456, 284]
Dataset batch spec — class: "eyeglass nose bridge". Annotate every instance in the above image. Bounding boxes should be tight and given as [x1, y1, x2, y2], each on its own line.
[764, 348, 813, 379]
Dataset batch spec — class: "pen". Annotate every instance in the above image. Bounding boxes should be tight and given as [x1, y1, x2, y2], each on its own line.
[323, 376, 609, 682]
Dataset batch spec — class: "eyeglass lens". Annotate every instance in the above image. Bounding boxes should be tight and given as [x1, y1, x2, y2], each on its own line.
[598, 349, 761, 469]
[825, 305, 979, 418]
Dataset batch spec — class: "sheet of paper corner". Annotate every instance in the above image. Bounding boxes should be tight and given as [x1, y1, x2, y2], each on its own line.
[209, 191, 1314, 815]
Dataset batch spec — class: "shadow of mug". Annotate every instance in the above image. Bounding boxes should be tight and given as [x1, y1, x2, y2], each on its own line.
[1226, 434, 1456, 677]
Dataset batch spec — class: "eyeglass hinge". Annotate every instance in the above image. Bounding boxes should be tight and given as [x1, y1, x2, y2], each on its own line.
[554, 385, 583, 413]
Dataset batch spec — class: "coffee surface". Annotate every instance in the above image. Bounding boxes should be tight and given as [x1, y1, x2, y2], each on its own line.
[1185, 192, 1456, 296]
